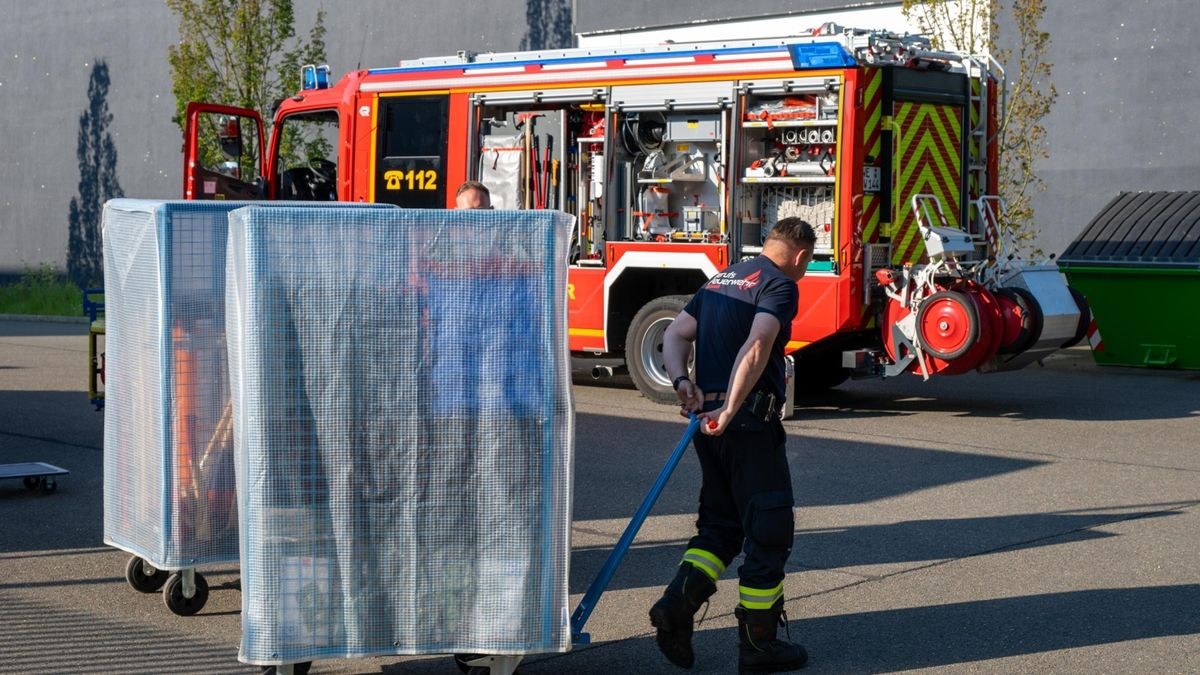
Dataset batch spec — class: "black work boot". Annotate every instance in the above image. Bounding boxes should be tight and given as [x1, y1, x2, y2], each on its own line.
[735, 599, 808, 673]
[648, 562, 717, 668]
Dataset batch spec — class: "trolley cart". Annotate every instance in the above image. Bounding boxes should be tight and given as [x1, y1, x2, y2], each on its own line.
[227, 206, 574, 675]
[100, 200, 247, 616]
[0, 462, 69, 495]
[102, 200, 393, 616]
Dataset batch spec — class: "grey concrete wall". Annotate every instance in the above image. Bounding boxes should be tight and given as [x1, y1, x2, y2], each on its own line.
[0, 2, 178, 282]
[1, 0, 1196, 281]
[1030, 0, 1200, 256]
[576, 0, 850, 32]
[0, 0, 551, 282]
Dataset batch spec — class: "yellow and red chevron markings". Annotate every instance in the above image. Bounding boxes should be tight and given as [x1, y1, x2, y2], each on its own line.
[892, 102, 962, 265]
[859, 69, 884, 246]
[968, 79, 983, 201]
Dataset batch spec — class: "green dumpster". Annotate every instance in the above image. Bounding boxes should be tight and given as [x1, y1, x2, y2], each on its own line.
[1058, 191, 1200, 369]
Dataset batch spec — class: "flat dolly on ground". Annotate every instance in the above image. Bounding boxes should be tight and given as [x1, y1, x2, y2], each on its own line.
[0, 462, 68, 495]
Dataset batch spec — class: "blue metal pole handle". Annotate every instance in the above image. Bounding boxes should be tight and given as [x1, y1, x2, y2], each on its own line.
[570, 414, 701, 643]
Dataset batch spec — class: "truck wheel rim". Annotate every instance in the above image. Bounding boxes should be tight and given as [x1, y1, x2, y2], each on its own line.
[639, 317, 674, 388]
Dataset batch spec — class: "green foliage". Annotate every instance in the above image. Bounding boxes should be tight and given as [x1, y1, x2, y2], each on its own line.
[901, 0, 1056, 249]
[0, 264, 84, 317]
[166, 0, 327, 138]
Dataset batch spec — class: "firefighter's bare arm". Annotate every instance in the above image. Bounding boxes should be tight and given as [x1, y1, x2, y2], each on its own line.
[702, 312, 780, 435]
[663, 310, 702, 412]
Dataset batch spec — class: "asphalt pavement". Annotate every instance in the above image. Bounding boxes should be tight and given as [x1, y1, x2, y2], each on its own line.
[1, 318, 1197, 674]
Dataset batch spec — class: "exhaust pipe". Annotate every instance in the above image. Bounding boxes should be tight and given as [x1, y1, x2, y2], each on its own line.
[590, 364, 628, 379]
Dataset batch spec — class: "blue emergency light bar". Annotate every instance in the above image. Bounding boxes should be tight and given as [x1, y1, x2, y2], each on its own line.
[788, 42, 856, 69]
[301, 63, 331, 90]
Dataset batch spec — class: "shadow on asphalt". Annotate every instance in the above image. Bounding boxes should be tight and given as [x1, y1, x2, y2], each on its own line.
[0, 591, 246, 673]
[792, 584, 1200, 673]
[573, 412, 1045, 522]
[0, 389, 103, 450]
[0, 320, 88, 338]
[791, 367, 1200, 423]
[572, 358, 1200, 424]
[569, 409, 1104, 597]
[496, 584, 1200, 674]
[567, 503, 1188, 596]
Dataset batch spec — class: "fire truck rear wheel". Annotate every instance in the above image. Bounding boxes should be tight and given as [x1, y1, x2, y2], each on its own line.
[791, 350, 850, 396]
[626, 295, 693, 405]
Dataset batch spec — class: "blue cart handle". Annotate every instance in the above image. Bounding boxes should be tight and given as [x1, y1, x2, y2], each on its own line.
[570, 414, 702, 644]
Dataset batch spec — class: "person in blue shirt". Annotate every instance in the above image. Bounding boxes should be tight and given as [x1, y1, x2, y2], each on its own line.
[652, 217, 816, 673]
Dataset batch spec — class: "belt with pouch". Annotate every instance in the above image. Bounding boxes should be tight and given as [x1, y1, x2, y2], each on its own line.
[702, 389, 781, 422]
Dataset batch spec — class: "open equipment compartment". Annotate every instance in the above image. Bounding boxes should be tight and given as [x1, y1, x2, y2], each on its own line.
[734, 76, 842, 271]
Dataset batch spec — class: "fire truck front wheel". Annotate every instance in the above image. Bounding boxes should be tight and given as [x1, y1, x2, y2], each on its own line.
[626, 295, 693, 404]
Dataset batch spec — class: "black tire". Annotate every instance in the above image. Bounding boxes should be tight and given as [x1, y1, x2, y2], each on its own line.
[260, 663, 311, 675]
[995, 287, 1043, 355]
[625, 295, 692, 404]
[915, 290, 980, 360]
[125, 555, 169, 593]
[162, 571, 209, 616]
[791, 349, 850, 397]
[22, 476, 39, 491]
[1061, 286, 1091, 348]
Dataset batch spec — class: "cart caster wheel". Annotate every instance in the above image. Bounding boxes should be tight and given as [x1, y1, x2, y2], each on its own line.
[125, 555, 169, 593]
[23, 476, 40, 491]
[163, 571, 209, 615]
[260, 662, 311, 674]
[39, 478, 57, 495]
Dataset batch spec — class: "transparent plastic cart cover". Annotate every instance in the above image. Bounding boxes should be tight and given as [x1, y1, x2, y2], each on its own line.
[225, 206, 575, 663]
[101, 199, 392, 570]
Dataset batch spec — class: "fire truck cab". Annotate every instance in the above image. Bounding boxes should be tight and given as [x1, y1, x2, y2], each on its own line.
[184, 25, 1088, 406]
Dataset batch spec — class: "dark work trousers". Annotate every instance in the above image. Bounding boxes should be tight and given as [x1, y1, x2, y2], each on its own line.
[686, 410, 795, 589]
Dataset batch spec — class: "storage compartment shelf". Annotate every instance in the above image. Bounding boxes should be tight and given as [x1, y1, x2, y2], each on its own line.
[742, 119, 837, 128]
[743, 176, 835, 184]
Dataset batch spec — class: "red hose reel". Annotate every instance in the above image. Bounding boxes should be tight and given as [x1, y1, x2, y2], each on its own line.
[883, 280, 1044, 376]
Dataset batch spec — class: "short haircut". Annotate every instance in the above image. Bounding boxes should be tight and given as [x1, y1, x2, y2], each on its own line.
[456, 180, 490, 198]
[767, 217, 817, 248]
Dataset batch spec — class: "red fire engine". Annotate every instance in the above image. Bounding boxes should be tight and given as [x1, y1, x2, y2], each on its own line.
[183, 24, 1088, 408]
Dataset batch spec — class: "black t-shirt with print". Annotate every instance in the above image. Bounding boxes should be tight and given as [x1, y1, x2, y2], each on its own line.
[684, 255, 799, 400]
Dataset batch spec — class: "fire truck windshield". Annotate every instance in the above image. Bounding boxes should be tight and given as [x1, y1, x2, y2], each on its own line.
[275, 110, 339, 201]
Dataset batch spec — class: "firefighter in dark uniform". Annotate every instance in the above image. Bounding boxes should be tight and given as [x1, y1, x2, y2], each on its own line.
[651, 217, 816, 673]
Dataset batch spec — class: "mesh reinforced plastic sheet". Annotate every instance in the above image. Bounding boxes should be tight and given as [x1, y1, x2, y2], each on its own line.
[225, 206, 575, 664]
[101, 199, 393, 570]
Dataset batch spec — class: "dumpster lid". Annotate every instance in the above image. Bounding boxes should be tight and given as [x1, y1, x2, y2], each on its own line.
[1059, 191, 1200, 269]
